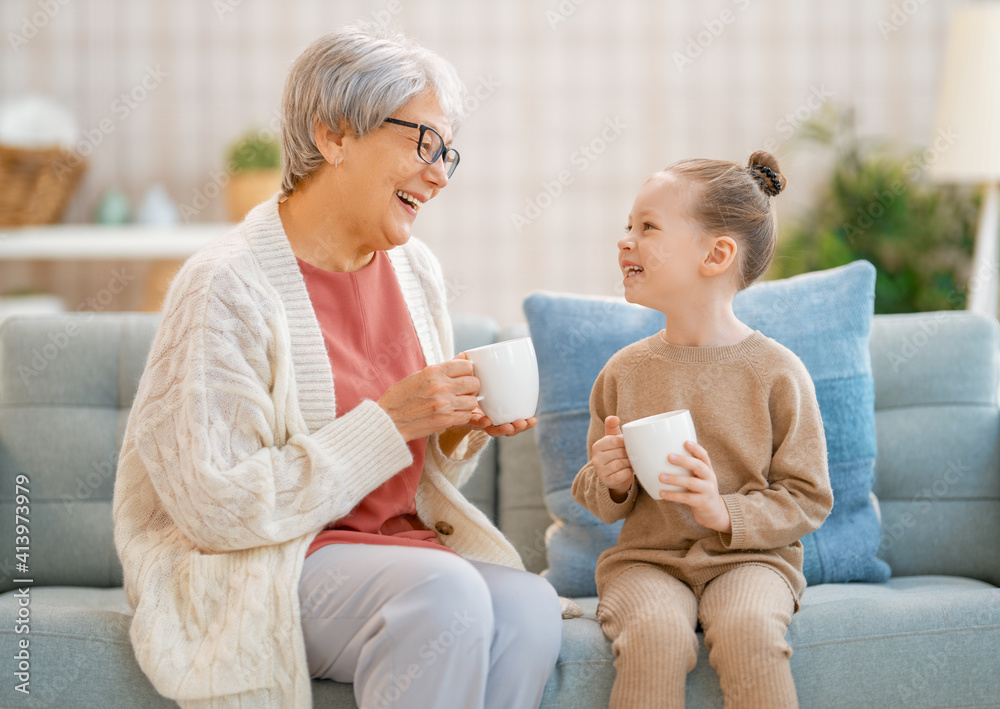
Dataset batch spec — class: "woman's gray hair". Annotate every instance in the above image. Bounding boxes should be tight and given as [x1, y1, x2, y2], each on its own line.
[279, 20, 466, 195]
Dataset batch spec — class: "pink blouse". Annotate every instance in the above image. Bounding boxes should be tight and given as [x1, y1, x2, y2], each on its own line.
[297, 250, 453, 557]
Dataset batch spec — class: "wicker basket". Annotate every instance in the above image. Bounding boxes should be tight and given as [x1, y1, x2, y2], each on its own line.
[0, 143, 87, 226]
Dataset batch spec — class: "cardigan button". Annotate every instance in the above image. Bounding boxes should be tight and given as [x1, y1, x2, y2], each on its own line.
[434, 521, 454, 536]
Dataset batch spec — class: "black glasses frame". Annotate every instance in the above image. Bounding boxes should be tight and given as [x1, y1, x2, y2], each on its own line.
[383, 118, 460, 178]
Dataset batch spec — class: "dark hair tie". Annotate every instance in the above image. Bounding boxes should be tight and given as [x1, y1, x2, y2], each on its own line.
[747, 164, 782, 197]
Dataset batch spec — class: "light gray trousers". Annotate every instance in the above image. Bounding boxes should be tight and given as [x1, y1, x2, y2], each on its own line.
[299, 543, 563, 709]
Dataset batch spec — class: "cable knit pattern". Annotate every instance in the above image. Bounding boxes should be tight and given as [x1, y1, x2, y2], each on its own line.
[112, 194, 520, 708]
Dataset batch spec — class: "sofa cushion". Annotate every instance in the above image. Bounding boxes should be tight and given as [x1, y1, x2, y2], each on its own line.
[0, 587, 363, 708]
[3, 577, 996, 709]
[0, 313, 158, 594]
[0, 588, 177, 708]
[524, 260, 889, 597]
[549, 576, 1000, 709]
[869, 312, 1000, 587]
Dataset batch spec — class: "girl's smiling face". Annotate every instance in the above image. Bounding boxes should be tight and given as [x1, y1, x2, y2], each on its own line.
[618, 172, 711, 310]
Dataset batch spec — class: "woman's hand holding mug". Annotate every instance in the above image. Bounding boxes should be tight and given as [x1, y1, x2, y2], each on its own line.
[378, 348, 539, 447]
[378, 358, 481, 442]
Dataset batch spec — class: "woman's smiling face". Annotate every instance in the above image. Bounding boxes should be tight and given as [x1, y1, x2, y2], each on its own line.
[338, 90, 454, 250]
[617, 172, 709, 310]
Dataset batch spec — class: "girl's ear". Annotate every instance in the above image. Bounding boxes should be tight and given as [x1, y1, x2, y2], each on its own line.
[700, 235, 739, 277]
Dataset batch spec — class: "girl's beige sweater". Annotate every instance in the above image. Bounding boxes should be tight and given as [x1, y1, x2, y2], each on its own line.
[572, 331, 834, 602]
[112, 195, 522, 708]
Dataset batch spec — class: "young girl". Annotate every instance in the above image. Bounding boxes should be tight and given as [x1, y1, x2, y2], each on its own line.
[571, 151, 834, 709]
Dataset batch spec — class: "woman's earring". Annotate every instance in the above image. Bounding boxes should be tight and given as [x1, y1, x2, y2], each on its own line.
[334, 158, 340, 168]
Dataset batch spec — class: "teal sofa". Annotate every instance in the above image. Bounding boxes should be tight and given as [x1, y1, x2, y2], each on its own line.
[1, 310, 999, 708]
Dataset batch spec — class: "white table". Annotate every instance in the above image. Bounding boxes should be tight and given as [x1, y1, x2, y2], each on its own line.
[0, 224, 229, 260]
[0, 224, 232, 311]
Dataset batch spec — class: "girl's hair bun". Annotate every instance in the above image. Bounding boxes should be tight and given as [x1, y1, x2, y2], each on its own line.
[746, 150, 785, 197]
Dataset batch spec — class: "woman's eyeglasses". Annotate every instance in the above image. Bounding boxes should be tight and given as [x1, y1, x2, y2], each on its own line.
[383, 118, 460, 178]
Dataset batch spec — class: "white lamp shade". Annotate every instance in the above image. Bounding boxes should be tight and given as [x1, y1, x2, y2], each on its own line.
[930, 3, 1000, 183]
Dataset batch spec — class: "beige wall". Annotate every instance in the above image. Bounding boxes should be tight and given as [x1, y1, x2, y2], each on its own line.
[1, 0, 963, 324]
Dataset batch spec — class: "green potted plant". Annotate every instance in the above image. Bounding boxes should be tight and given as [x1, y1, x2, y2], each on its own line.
[224, 130, 282, 222]
[771, 107, 980, 313]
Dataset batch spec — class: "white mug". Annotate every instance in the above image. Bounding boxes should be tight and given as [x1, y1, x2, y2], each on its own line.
[464, 337, 539, 426]
[621, 409, 698, 500]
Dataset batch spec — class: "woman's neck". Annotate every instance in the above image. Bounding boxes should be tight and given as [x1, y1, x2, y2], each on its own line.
[277, 169, 375, 273]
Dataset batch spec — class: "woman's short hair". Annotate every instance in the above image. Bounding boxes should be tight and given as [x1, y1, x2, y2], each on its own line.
[279, 20, 466, 195]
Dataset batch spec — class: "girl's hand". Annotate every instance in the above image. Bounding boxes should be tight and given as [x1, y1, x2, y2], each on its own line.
[659, 440, 732, 534]
[592, 416, 634, 501]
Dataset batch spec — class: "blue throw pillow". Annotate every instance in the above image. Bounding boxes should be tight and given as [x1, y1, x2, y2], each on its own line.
[524, 260, 890, 597]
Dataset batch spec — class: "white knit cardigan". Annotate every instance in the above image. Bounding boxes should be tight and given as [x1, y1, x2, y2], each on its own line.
[112, 195, 524, 708]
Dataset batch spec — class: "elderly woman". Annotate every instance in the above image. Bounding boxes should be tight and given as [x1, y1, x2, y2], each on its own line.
[113, 21, 566, 709]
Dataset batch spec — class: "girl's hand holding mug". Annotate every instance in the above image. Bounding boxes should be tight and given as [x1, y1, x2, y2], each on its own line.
[659, 440, 732, 534]
[592, 416, 634, 501]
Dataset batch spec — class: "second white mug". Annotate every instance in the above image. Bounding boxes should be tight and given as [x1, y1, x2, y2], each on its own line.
[464, 337, 539, 426]
[621, 409, 698, 500]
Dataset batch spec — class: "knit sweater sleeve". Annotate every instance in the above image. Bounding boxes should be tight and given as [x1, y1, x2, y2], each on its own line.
[720, 357, 834, 551]
[572, 362, 638, 522]
[130, 257, 412, 554]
